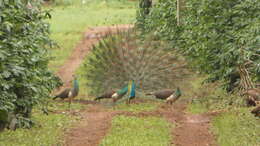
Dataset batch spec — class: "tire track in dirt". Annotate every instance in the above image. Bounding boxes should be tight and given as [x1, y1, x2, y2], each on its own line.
[65, 105, 117, 146]
[158, 102, 216, 146]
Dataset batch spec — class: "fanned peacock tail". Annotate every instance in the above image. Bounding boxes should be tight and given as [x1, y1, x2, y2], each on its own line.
[83, 29, 187, 96]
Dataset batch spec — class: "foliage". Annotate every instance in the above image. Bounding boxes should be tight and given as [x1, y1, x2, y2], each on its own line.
[136, 0, 152, 30]
[0, 0, 60, 129]
[100, 115, 172, 146]
[136, 0, 260, 91]
[136, 0, 183, 47]
[212, 108, 260, 146]
[183, 0, 260, 90]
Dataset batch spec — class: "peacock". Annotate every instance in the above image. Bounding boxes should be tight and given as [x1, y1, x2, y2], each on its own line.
[83, 29, 187, 98]
[53, 75, 79, 108]
[94, 85, 128, 102]
[127, 80, 136, 104]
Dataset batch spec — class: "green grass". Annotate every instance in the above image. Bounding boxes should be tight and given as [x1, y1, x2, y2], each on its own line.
[187, 102, 208, 114]
[0, 109, 75, 146]
[113, 101, 160, 113]
[48, 99, 87, 111]
[212, 108, 260, 146]
[48, 0, 137, 71]
[0, 100, 86, 146]
[100, 115, 172, 146]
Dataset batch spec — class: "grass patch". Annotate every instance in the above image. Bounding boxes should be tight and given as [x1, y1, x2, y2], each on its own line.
[0, 109, 75, 146]
[48, 0, 137, 71]
[48, 99, 87, 111]
[0, 100, 85, 146]
[187, 102, 208, 114]
[100, 115, 172, 146]
[212, 108, 260, 146]
[114, 101, 159, 113]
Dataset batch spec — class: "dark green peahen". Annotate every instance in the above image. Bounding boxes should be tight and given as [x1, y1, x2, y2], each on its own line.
[53, 75, 79, 108]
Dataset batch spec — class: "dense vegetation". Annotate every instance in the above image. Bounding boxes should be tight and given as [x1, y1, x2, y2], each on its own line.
[0, 0, 60, 130]
[137, 0, 260, 91]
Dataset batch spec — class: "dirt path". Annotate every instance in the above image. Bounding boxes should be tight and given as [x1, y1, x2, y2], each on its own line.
[56, 24, 216, 146]
[65, 105, 117, 146]
[158, 102, 216, 146]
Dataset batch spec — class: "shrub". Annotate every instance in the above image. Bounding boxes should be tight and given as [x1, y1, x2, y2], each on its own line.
[136, 0, 260, 91]
[183, 0, 260, 90]
[0, 0, 60, 130]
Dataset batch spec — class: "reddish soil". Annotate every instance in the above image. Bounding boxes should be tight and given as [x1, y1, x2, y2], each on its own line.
[158, 102, 216, 146]
[65, 105, 117, 146]
[56, 25, 216, 146]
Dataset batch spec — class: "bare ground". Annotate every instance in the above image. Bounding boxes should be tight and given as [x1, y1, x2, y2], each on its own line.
[55, 24, 216, 146]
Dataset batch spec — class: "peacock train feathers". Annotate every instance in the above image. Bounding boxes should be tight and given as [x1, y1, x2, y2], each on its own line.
[83, 29, 187, 97]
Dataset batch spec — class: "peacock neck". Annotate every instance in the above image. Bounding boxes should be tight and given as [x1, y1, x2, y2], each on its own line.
[176, 87, 181, 95]
[73, 78, 79, 92]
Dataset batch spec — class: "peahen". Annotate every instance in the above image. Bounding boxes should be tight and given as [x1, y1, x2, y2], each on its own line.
[242, 88, 260, 106]
[94, 90, 116, 101]
[166, 87, 182, 105]
[146, 87, 182, 104]
[83, 30, 186, 97]
[53, 75, 79, 108]
[94, 85, 128, 102]
[146, 89, 175, 100]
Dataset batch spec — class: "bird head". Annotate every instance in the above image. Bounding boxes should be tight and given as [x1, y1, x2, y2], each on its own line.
[72, 75, 79, 82]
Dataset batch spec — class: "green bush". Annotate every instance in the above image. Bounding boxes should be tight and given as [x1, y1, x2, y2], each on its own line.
[136, 0, 260, 91]
[0, 0, 60, 130]
[183, 0, 260, 90]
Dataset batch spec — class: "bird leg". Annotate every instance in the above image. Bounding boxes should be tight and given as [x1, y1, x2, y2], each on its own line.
[68, 98, 72, 111]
